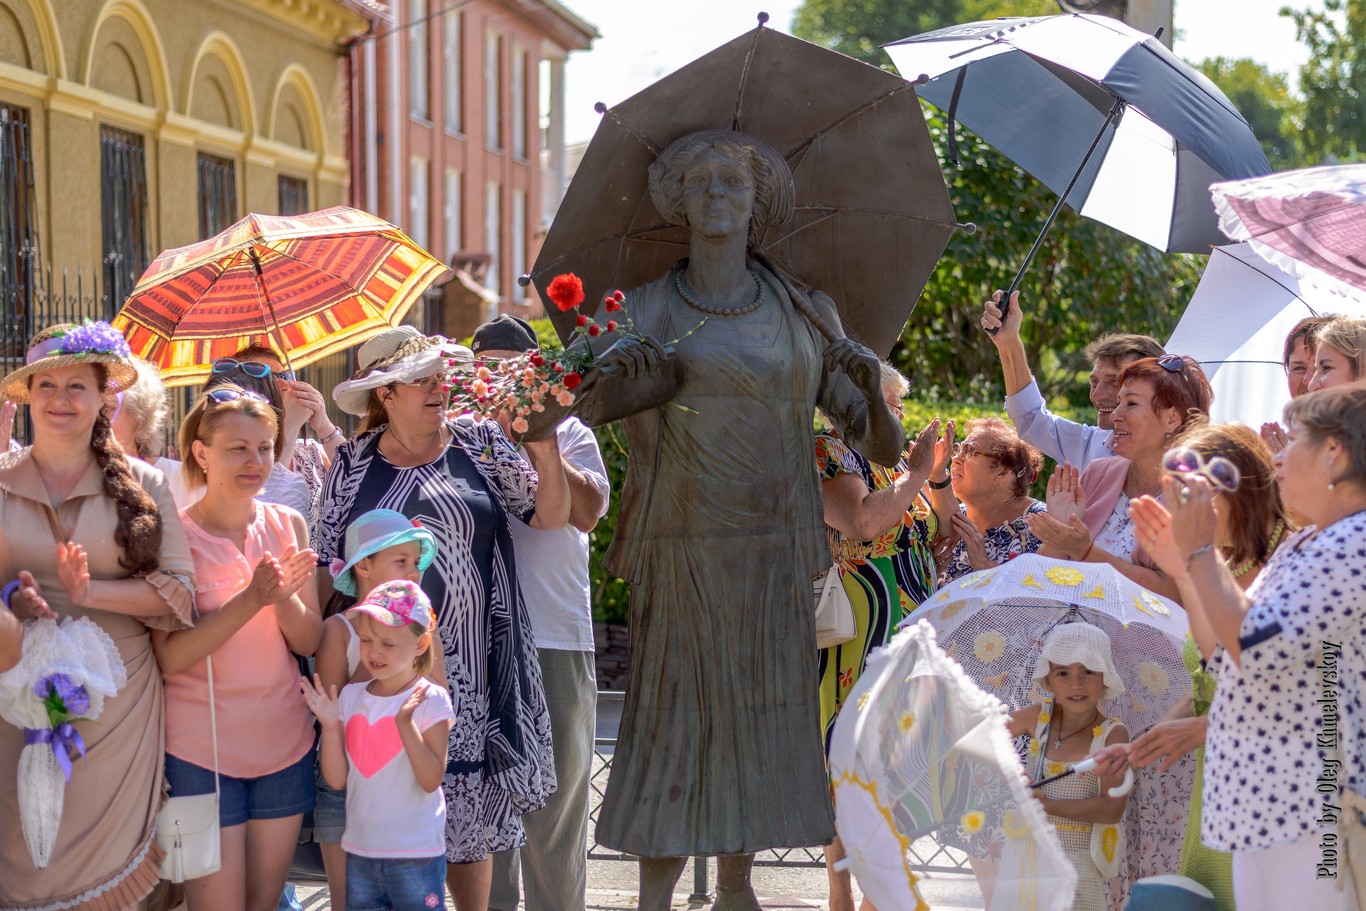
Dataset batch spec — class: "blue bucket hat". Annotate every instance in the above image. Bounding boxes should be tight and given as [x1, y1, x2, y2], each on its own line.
[330, 509, 437, 597]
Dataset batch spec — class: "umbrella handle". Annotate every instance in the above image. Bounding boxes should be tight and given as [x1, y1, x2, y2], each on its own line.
[988, 97, 1126, 335]
[1071, 757, 1137, 797]
[1029, 758, 1135, 797]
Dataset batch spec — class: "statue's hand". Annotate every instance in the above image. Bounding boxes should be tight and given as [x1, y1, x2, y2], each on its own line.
[590, 335, 667, 381]
[823, 338, 881, 399]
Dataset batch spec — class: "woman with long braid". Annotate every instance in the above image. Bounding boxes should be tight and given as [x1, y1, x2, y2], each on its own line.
[0, 322, 197, 911]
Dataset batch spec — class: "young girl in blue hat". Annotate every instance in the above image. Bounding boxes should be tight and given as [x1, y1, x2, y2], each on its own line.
[302, 579, 454, 910]
[311, 509, 441, 908]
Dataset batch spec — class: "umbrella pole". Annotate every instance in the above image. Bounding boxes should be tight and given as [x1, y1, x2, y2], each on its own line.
[991, 98, 1125, 334]
[249, 249, 297, 376]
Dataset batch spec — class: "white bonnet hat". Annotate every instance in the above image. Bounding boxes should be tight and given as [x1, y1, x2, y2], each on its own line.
[331, 327, 473, 415]
[1031, 622, 1125, 702]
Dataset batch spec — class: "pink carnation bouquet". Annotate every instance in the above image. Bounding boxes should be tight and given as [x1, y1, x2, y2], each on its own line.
[446, 272, 703, 441]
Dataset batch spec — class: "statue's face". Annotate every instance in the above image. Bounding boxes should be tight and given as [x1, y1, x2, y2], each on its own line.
[681, 148, 756, 240]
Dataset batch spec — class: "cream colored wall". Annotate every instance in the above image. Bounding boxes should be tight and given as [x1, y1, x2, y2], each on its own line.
[0, 0, 362, 277]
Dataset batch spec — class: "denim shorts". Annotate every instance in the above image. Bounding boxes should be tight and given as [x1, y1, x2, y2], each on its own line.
[346, 854, 446, 911]
[164, 748, 316, 828]
[313, 764, 347, 843]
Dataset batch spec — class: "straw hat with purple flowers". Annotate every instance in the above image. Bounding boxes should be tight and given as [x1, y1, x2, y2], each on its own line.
[1, 321, 138, 403]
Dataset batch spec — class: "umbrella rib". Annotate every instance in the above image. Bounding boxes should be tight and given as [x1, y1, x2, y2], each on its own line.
[1221, 248, 1322, 312]
[785, 84, 917, 165]
[732, 25, 763, 132]
[600, 108, 664, 158]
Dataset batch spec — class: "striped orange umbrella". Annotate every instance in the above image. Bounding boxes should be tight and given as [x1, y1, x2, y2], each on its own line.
[113, 206, 448, 386]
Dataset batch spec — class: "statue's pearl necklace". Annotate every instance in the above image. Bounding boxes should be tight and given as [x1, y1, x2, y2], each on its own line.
[674, 268, 765, 316]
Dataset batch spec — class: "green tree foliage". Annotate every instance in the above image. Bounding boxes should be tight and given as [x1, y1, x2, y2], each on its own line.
[1282, 0, 1366, 163]
[1196, 57, 1302, 168]
[789, 0, 1056, 66]
[791, 0, 1201, 404]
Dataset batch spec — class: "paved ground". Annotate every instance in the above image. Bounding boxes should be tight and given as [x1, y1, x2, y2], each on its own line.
[294, 860, 988, 910]
[291, 692, 992, 910]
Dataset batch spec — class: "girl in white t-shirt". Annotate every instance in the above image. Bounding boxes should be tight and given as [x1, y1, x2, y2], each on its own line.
[313, 509, 441, 907]
[302, 580, 454, 911]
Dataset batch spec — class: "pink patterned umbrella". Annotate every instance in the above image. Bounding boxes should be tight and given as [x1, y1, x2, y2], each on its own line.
[1211, 163, 1366, 298]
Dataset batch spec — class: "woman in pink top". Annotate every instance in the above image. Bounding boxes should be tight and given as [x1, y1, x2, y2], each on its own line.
[152, 386, 321, 911]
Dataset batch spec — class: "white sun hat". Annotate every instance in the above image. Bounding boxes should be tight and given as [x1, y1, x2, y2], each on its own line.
[331, 327, 473, 415]
[1031, 622, 1126, 702]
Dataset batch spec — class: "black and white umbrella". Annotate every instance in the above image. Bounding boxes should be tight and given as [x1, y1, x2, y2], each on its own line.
[884, 14, 1270, 307]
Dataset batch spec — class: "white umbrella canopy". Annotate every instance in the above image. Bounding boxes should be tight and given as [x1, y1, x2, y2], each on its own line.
[830, 619, 1077, 911]
[1165, 243, 1366, 427]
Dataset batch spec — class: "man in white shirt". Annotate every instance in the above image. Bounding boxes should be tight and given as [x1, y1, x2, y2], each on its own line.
[475, 316, 610, 911]
[981, 290, 1165, 471]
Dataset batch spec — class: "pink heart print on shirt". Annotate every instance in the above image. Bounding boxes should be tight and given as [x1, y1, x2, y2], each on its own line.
[344, 713, 403, 778]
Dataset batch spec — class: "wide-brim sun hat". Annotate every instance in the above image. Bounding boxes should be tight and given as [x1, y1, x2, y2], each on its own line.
[1031, 621, 1126, 702]
[2, 321, 139, 403]
[330, 508, 438, 596]
[348, 579, 435, 630]
[331, 327, 473, 416]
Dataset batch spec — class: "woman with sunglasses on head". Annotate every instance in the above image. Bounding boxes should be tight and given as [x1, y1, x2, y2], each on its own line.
[937, 416, 1046, 586]
[1122, 386, 1366, 911]
[152, 384, 322, 911]
[0, 322, 196, 911]
[1092, 423, 1292, 911]
[1027, 354, 1212, 603]
[206, 344, 342, 527]
[318, 326, 568, 911]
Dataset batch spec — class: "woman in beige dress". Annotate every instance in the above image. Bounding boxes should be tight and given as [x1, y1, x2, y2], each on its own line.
[0, 322, 195, 911]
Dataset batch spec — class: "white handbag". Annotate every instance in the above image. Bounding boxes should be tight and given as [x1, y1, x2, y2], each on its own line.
[814, 564, 857, 649]
[156, 655, 221, 882]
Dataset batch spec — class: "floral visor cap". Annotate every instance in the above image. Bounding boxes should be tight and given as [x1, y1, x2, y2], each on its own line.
[348, 579, 435, 630]
[1031, 622, 1126, 702]
[330, 508, 438, 597]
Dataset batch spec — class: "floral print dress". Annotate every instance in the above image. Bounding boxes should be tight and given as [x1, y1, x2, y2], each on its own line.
[815, 430, 938, 752]
[938, 501, 1046, 586]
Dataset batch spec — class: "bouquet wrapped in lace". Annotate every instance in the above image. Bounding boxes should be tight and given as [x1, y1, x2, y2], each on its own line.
[447, 273, 702, 439]
[0, 616, 126, 867]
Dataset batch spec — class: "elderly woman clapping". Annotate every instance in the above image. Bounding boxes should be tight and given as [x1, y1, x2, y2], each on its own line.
[1124, 385, 1366, 911]
[938, 417, 1045, 585]
[1027, 355, 1212, 602]
[317, 326, 568, 911]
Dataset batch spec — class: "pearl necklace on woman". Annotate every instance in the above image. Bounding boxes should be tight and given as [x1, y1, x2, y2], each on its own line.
[674, 267, 766, 316]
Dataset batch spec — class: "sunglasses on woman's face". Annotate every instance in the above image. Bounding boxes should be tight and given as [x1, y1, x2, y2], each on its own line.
[1162, 446, 1241, 492]
[211, 357, 296, 382]
[951, 440, 995, 461]
[205, 387, 270, 406]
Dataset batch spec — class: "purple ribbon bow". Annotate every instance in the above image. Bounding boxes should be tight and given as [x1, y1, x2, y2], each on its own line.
[23, 724, 86, 782]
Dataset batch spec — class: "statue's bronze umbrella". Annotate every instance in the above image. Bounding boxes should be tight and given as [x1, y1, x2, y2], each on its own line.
[527, 17, 959, 359]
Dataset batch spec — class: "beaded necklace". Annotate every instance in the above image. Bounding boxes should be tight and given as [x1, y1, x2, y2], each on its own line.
[673, 268, 766, 316]
[1227, 518, 1285, 578]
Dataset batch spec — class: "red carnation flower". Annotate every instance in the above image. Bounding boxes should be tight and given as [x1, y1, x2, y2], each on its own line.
[546, 273, 585, 312]
[587, 323, 601, 336]
[612, 290, 625, 303]
[563, 372, 582, 390]
[604, 298, 623, 313]
[574, 313, 590, 327]
[529, 352, 545, 367]
[606, 320, 618, 332]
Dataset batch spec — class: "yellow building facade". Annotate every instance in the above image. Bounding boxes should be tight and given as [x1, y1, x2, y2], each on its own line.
[0, 0, 368, 311]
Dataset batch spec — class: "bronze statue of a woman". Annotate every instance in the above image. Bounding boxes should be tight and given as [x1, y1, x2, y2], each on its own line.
[583, 130, 905, 910]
